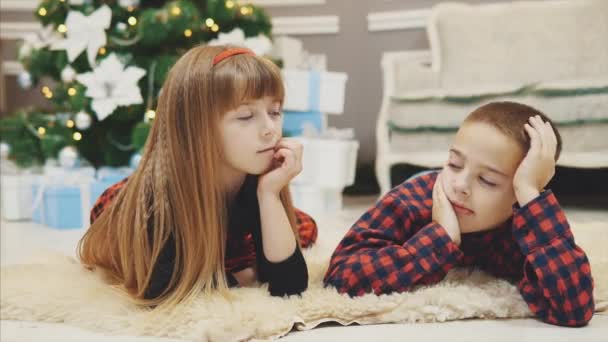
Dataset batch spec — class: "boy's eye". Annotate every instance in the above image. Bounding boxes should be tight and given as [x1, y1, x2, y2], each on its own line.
[448, 163, 462, 170]
[269, 111, 282, 117]
[479, 177, 497, 187]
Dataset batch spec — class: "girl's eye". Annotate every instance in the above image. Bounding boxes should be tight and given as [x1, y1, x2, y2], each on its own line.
[269, 111, 282, 117]
[448, 163, 462, 170]
[238, 114, 253, 121]
[480, 177, 497, 187]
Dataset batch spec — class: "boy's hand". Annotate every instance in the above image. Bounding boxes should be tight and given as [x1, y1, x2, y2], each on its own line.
[513, 115, 557, 206]
[257, 138, 303, 196]
[432, 173, 461, 246]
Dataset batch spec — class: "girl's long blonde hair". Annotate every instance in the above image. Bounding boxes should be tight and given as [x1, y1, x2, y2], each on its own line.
[78, 45, 298, 308]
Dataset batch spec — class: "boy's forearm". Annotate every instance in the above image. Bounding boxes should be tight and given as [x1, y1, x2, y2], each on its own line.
[257, 190, 298, 263]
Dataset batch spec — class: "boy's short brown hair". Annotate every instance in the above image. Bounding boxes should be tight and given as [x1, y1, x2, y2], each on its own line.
[464, 101, 562, 161]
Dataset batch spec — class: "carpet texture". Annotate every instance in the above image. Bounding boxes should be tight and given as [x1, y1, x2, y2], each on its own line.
[2, 218, 606, 342]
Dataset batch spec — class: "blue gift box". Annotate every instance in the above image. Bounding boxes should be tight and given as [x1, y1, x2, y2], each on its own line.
[90, 167, 133, 206]
[32, 184, 84, 229]
[31, 166, 97, 229]
[282, 110, 323, 137]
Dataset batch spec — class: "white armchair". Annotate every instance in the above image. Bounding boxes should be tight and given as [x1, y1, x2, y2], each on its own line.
[375, 0, 608, 195]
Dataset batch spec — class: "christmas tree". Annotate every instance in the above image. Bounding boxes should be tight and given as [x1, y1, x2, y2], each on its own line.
[0, 0, 274, 168]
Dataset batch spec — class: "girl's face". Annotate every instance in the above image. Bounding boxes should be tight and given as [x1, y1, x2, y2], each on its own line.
[220, 96, 283, 176]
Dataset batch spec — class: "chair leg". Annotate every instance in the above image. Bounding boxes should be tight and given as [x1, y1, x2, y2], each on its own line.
[375, 157, 391, 196]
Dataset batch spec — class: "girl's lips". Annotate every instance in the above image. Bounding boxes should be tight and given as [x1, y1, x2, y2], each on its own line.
[257, 147, 274, 153]
[450, 201, 475, 216]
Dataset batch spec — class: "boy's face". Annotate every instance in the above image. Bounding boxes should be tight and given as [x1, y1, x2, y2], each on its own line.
[441, 121, 524, 233]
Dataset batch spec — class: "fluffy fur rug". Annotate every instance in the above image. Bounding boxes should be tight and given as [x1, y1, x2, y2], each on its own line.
[1, 217, 606, 342]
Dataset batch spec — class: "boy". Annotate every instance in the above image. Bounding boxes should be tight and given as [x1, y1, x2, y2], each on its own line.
[324, 102, 594, 326]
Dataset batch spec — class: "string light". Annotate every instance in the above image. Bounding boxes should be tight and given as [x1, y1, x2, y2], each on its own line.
[211, 24, 219, 32]
[66, 120, 75, 128]
[127, 6, 135, 12]
[37, 127, 46, 136]
[171, 6, 181, 16]
[57, 24, 67, 33]
[67, 87, 77, 96]
[205, 18, 215, 27]
[73, 132, 82, 141]
[128, 16, 137, 26]
[41, 86, 53, 99]
[240, 6, 252, 15]
[38, 8, 47, 16]
[225, 1, 235, 9]
[145, 109, 156, 121]
[99, 47, 106, 55]
[184, 29, 192, 37]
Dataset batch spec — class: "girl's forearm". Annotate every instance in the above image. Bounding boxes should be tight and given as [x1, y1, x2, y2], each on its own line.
[257, 190, 298, 262]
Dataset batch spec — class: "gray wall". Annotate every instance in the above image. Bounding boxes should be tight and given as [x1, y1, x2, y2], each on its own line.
[0, 0, 546, 163]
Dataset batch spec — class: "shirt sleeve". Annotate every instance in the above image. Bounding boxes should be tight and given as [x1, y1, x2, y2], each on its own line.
[294, 208, 318, 248]
[251, 217, 309, 297]
[508, 190, 594, 326]
[323, 174, 464, 297]
[89, 178, 129, 224]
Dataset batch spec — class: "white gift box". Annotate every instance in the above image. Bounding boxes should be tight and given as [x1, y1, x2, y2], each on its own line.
[282, 70, 348, 115]
[290, 185, 343, 218]
[290, 137, 359, 215]
[292, 137, 359, 189]
[1, 173, 40, 221]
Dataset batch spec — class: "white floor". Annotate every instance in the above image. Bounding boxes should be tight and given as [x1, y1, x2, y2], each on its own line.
[1, 195, 607, 341]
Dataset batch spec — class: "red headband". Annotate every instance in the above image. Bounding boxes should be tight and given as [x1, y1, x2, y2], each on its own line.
[212, 47, 255, 66]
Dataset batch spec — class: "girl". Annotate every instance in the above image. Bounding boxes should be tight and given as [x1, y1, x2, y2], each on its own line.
[78, 45, 318, 309]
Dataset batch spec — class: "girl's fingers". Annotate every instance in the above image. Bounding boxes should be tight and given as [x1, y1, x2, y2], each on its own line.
[274, 148, 296, 172]
[276, 139, 303, 159]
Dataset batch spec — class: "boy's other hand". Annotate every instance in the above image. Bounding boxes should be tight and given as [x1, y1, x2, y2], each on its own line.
[433, 173, 461, 245]
[513, 115, 557, 206]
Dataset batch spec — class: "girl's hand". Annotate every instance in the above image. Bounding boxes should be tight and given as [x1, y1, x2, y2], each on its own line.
[257, 138, 303, 196]
[513, 115, 557, 206]
[233, 267, 257, 287]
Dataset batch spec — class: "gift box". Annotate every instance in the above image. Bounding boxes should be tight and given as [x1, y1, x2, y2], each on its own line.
[290, 185, 343, 218]
[31, 166, 95, 229]
[282, 110, 324, 137]
[90, 166, 134, 206]
[1, 172, 40, 221]
[282, 70, 348, 114]
[292, 137, 359, 189]
[289, 136, 359, 215]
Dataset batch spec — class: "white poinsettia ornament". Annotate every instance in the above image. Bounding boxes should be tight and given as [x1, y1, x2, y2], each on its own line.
[208, 28, 246, 46]
[208, 28, 273, 56]
[19, 25, 63, 59]
[244, 35, 273, 56]
[51, 5, 112, 66]
[76, 54, 146, 121]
